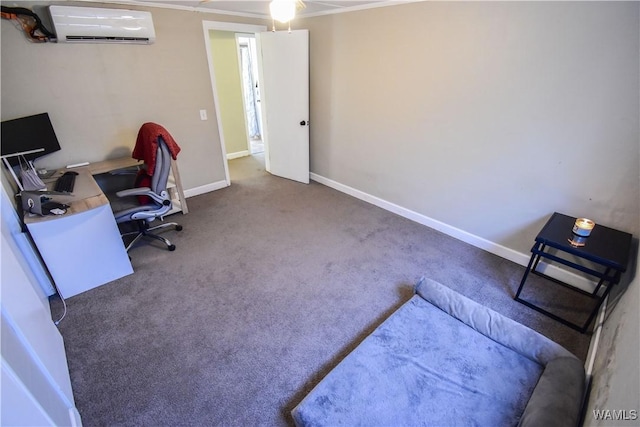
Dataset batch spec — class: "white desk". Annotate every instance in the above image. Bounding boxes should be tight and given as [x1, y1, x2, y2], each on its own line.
[24, 157, 188, 298]
[24, 167, 133, 299]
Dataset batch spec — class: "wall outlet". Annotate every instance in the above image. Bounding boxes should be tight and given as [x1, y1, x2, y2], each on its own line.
[199, 109, 207, 121]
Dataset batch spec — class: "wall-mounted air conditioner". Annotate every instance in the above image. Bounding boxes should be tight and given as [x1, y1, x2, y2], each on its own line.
[49, 5, 155, 44]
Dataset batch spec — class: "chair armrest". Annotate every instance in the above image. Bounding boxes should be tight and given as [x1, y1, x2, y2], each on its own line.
[110, 171, 138, 176]
[116, 187, 152, 198]
[109, 165, 140, 175]
[116, 187, 171, 206]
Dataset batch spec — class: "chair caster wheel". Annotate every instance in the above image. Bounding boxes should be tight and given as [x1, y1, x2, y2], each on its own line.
[176, 225, 183, 231]
[168, 244, 176, 251]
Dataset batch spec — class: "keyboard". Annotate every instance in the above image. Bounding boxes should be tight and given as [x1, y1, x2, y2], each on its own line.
[54, 171, 78, 193]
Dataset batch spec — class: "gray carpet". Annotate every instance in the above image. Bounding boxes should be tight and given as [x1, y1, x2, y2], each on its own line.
[53, 154, 591, 426]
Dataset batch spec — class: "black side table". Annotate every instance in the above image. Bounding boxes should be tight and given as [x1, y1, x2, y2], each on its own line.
[514, 212, 632, 333]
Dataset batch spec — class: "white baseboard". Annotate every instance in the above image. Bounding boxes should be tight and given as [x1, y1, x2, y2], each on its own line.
[585, 297, 608, 377]
[184, 180, 228, 198]
[310, 172, 596, 292]
[226, 150, 249, 160]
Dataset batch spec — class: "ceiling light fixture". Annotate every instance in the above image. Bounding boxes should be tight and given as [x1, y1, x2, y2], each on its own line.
[270, 0, 304, 32]
[270, 0, 296, 23]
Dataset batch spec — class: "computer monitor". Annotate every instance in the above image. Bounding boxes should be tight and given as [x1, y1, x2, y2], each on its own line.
[1, 113, 62, 167]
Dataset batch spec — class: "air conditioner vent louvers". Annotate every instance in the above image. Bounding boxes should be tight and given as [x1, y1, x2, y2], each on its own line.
[66, 36, 151, 43]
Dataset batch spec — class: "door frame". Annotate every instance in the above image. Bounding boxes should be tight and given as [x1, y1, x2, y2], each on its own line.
[202, 21, 268, 186]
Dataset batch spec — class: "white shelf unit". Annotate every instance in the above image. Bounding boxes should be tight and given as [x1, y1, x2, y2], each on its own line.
[165, 158, 188, 215]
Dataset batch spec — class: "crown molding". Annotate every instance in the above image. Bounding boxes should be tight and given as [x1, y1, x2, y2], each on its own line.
[300, 0, 419, 19]
[74, 0, 421, 20]
[76, 0, 269, 19]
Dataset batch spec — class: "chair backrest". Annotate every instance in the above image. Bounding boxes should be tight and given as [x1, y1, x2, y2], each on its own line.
[150, 136, 171, 197]
[113, 133, 175, 224]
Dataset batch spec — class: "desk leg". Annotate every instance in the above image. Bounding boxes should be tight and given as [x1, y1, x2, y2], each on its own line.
[581, 271, 620, 333]
[592, 267, 610, 296]
[515, 248, 539, 299]
[515, 251, 621, 333]
[531, 243, 545, 272]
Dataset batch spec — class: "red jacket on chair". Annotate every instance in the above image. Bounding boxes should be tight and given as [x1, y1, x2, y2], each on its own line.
[132, 122, 181, 176]
[132, 123, 181, 205]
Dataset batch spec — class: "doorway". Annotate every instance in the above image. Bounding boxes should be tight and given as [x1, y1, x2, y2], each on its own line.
[203, 22, 310, 185]
[202, 21, 268, 185]
[237, 35, 264, 156]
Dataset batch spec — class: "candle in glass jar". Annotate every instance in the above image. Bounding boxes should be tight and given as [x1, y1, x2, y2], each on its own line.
[572, 218, 595, 237]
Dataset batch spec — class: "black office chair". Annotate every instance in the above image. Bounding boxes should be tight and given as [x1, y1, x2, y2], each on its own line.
[113, 136, 182, 252]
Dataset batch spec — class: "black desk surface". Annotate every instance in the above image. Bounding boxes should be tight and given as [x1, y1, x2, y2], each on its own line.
[536, 212, 632, 272]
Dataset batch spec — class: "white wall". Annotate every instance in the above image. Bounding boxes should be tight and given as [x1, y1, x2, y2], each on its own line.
[302, 1, 639, 256]
[584, 253, 640, 425]
[0, 1, 266, 193]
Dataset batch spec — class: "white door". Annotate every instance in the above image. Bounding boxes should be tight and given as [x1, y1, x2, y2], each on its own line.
[1, 187, 81, 426]
[257, 30, 309, 184]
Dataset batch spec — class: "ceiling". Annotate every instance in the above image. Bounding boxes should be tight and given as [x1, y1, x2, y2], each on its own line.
[127, 1, 402, 19]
